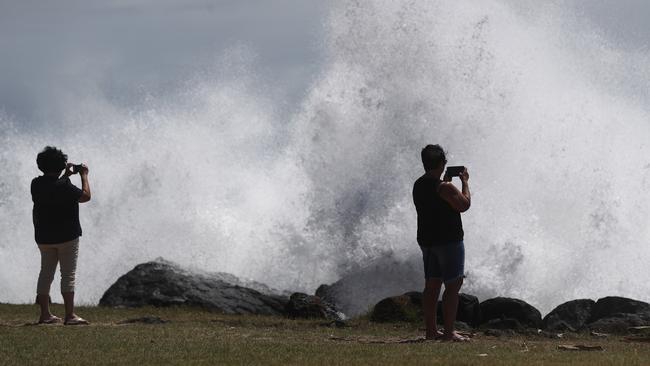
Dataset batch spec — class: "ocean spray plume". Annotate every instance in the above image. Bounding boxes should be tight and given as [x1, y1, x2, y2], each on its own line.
[289, 0, 650, 312]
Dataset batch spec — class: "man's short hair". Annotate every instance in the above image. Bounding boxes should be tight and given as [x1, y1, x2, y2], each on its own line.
[36, 146, 68, 174]
[421, 144, 446, 171]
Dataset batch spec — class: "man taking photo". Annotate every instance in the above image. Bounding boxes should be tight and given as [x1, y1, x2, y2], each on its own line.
[412, 144, 471, 341]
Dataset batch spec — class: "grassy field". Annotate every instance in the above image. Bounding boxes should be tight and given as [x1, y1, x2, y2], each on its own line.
[1, 304, 648, 365]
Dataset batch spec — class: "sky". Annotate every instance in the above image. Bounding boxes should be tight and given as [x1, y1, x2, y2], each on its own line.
[0, 0, 648, 127]
[0, 0, 327, 127]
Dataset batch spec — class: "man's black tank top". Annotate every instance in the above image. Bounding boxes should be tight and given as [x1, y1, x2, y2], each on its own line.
[412, 175, 463, 246]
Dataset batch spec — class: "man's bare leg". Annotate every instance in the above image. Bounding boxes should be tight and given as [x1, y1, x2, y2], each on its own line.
[442, 277, 467, 341]
[423, 278, 443, 339]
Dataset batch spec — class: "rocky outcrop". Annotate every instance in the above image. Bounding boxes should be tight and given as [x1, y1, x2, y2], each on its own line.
[99, 259, 288, 315]
[370, 292, 423, 322]
[480, 297, 542, 329]
[284, 293, 344, 321]
[543, 299, 595, 332]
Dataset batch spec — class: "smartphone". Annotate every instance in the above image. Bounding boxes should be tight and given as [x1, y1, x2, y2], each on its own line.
[445, 166, 465, 177]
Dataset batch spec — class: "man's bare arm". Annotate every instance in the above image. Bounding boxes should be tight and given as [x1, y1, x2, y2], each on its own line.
[460, 168, 470, 207]
[439, 168, 470, 212]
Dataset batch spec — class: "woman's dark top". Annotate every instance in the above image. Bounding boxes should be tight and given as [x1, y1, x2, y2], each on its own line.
[31, 175, 83, 244]
[412, 174, 463, 246]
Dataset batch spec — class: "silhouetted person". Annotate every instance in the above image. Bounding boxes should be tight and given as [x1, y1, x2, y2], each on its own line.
[413, 145, 470, 341]
[32, 146, 91, 325]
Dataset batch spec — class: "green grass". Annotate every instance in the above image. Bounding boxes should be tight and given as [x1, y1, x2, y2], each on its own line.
[1, 304, 648, 365]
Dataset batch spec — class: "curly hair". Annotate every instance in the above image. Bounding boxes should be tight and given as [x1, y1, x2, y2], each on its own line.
[36, 146, 68, 174]
[421, 144, 447, 171]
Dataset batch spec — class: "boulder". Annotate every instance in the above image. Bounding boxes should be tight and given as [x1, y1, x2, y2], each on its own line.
[370, 292, 481, 325]
[484, 318, 524, 331]
[629, 326, 650, 336]
[484, 328, 516, 337]
[480, 297, 542, 329]
[315, 284, 337, 305]
[445, 293, 481, 327]
[543, 299, 595, 332]
[370, 291, 481, 328]
[583, 296, 650, 334]
[454, 321, 472, 332]
[460, 293, 482, 326]
[370, 292, 423, 322]
[589, 297, 650, 322]
[588, 313, 650, 334]
[99, 259, 288, 315]
[284, 293, 344, 321]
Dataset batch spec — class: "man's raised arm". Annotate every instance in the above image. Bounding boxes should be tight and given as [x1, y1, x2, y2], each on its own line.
[439, 168, 470, 212]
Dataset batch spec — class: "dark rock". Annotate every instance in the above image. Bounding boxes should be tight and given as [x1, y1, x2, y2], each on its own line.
[484, 317, 524, 331]
[629, 326, 650, 335]
[588, 312, 650, 334]
[285, 293, 344, 321]
[99, 259, 288, 315]
[589, 297, 650, 322]
[583, 297, 650, 334]
[454, 321, 472, 332]
[316, 254, 424, 317]
[480, 297, 542, 329]
[544, 320, 576, 333]
[314, 284, 340, 309]
[117, 316, 169, 324]
[319, 320, 348, 328]
[590, 330, 609, 338]
[484, 329, 502, 337]
[543, 299, 595, 331]
[315, 284, 333, 300]
[458, 293, 482, 327]
[371, 291, 481, 325]
[436, 293, 481, 327]
[539, 330, 563, 339]
[370, 292, 423, 323]
[484, 328, 516, 337]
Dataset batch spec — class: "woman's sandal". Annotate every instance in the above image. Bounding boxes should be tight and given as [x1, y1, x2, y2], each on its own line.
[38, 316, 62, 324]
[64, 317, 89, 326]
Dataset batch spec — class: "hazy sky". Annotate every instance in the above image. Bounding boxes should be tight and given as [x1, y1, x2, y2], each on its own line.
[0, 0, 648, 127]
[0, 0, 327, 126]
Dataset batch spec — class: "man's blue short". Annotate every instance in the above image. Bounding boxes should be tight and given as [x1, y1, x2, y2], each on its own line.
[420, 241, 465, 283]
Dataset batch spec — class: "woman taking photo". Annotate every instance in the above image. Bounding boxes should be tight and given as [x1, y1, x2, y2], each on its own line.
[31, 146, 91, 325]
